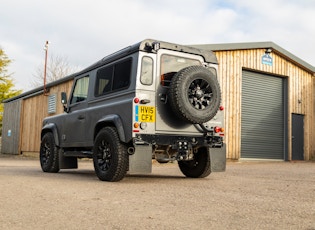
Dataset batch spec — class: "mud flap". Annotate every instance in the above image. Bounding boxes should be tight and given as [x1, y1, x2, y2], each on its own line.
[59, 150, 78, 169]
[129, 145, 152, 174]
[209, 144, 226, 172]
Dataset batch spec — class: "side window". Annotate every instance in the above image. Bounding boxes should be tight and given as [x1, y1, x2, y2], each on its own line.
[95, 59, 132, 96]
[95, 66, 114, 95]
[70, 76, 89, 104]
[140, 56, 153, 85]
[113, 59, 131, 90]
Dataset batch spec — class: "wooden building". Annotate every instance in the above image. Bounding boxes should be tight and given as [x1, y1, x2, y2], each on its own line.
[2, 41, 315, 160]
[2, 77, 74, 155]
[194, 42, 315, 160]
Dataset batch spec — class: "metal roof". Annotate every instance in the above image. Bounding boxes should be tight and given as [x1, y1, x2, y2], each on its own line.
[192, 41, 315, 73]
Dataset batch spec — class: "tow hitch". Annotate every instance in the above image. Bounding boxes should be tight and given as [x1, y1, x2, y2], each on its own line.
[175, 141, 194, 161]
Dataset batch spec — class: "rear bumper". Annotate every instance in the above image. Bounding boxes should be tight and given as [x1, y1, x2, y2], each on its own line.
[134, 133, 223, 147]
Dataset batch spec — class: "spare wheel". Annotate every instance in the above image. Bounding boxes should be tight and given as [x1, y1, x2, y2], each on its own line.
[168, 66, 221, 124]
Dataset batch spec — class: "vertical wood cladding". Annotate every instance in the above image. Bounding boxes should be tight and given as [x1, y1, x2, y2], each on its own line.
[20, 80, 73, 152]
[215, 49, 313, 160]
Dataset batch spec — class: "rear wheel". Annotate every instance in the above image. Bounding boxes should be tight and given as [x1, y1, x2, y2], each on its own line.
[178, 147, 211, 178]
[93, 127, 128, 182]
[40, 132, 60, 173]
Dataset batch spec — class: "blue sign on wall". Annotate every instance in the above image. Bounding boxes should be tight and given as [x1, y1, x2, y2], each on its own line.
[262, 54, 273, 66]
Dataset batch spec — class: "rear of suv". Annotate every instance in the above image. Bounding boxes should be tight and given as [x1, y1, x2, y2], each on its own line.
[40, 39, 225, 182]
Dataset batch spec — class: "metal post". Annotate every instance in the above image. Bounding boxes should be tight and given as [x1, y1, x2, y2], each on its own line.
[43, 41, 49, 95]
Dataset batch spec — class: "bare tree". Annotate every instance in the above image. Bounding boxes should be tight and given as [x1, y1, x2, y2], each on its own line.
[31, 54, 79, 88]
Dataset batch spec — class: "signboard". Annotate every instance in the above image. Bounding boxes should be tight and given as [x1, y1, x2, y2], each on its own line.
[262, 54, 273, 66]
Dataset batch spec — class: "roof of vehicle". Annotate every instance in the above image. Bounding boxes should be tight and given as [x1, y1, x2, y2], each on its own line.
[4, 39, 217, 102]
[81, 39, 218, 73]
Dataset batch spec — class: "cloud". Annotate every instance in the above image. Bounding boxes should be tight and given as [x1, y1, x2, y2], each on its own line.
[0, 0, 314, 91]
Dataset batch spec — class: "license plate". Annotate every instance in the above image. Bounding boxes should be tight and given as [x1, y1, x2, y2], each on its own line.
[135, 105, 155, 122]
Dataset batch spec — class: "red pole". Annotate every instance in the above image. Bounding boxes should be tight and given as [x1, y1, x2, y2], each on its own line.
[44, 41, 49, 95]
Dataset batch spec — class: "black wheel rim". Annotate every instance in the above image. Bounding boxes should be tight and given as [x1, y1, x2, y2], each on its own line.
[188, 79, 213, 110]
[96, 140, 112, 172]
[41, 142, 50, 165]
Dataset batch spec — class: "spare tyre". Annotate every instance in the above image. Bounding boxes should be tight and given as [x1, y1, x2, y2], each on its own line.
[168, 66, 221, 124]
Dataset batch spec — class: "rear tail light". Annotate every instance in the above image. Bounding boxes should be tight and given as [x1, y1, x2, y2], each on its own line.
[134, 98, 140, 103]
[214, 126, 224, 133]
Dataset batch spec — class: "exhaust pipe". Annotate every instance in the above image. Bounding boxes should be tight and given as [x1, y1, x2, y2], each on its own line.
[127, 147, 135, 155]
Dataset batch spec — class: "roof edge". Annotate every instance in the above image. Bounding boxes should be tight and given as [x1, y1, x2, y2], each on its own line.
[192, 41, 315, 73]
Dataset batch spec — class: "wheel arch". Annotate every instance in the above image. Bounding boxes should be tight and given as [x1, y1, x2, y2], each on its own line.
[41, 123, 60, 146]
[94, 114, 126, 143]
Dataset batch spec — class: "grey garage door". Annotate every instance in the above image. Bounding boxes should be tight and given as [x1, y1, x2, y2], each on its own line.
[241, 71, 285, 159]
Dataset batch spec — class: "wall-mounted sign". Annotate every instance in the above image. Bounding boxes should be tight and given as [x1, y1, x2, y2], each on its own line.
[262, 54, 273, 66]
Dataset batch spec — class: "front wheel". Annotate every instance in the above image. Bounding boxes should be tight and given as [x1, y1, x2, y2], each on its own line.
[40, 132, 60, 173]
[178, 147, 211, 178]
[93, 127, 128, 182]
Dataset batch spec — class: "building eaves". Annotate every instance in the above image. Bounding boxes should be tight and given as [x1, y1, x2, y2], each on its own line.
[3, 73, 76, 103]
[192, 41, 315, 74]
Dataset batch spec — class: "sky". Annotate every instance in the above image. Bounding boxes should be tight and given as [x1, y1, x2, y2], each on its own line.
[1, 0, 315, 92]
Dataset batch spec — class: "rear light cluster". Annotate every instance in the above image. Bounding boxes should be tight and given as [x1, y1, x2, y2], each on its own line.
[215, 105, 224, 136]
[214, 126, 224, 137]
[133, 97, 148, 132]
[214, 126, 224, 133]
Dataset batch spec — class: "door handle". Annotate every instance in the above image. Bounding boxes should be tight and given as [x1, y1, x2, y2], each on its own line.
[78, 115, 85, 120]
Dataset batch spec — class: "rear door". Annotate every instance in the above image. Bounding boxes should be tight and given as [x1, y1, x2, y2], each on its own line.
[292, 114, 304, 160]
[155, 50, 204, 134]
[132, 52, 157, 135]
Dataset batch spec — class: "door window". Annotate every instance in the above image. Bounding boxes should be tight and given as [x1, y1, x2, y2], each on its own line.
[70, 76, 89, 104]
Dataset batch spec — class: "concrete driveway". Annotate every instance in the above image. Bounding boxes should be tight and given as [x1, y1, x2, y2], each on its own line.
[0, 154, 314, 230]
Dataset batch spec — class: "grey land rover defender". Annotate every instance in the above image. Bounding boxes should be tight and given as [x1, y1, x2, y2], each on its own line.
[40, 39, 225, 182]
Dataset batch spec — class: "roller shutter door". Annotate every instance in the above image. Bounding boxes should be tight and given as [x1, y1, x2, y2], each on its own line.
[241, 71, 284, 159]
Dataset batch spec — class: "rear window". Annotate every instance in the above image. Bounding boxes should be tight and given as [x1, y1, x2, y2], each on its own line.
[160, 54, 201, 86]
[95, 59, 132, 96]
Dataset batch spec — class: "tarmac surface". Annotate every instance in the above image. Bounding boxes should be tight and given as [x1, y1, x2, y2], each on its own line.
[0, 154, 314, 230]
